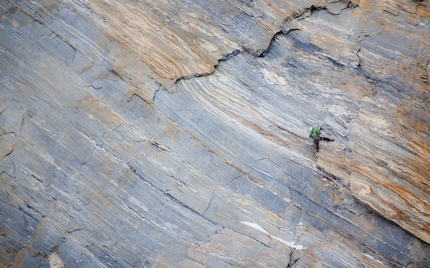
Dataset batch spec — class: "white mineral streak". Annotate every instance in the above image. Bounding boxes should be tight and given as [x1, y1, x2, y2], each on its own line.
[240, 221, 305, 250]
[240, 221, 270, 235]
[363, 253, 384, 264]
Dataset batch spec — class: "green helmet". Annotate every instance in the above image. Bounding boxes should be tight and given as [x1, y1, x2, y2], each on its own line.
[309, 128, 321, 138]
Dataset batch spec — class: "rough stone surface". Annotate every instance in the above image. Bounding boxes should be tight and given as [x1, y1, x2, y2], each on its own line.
[0, 0, 429, 267]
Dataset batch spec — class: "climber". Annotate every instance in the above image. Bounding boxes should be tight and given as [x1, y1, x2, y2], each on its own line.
[309, 127, 334, 152]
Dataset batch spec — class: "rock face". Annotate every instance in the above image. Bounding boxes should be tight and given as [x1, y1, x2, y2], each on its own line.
[1, 0, 429, 267]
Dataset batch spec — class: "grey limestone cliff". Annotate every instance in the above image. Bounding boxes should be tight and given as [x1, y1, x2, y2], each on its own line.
[1, 0, 430, 267]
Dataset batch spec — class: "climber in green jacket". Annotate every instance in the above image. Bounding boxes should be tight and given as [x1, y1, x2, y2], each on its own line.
[309, 127, 334, 152]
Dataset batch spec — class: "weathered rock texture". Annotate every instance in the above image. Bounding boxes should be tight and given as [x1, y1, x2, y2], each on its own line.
[1, 0, 429, 267]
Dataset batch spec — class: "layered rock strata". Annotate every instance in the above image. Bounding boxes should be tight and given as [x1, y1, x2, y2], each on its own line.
[0, 0, 429, 267]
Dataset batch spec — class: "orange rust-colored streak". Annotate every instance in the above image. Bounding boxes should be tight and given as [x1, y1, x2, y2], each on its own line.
[358, 0, 371, 10]
[9, 249, 27, 267]
[330, 158, 351, 177]
[395, 101, 428, 134]
[407, 133, 430, 157]
[352, 11, 360, 17]
[247, 122, 292, 150]
[406, 157, 430, 194]
[265, 0, 273, 7]
[417, 5, 430, 19]
[81, 95, 122, 126]
[391, 102, 430, 194]
[367, 194, 414, 225]
[385, 183, 430, 218]
[12, 20, 18, 30]
[381, 19, 393, 33]
[389, 204, 413, 223]
[409, 119, 429, 134]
